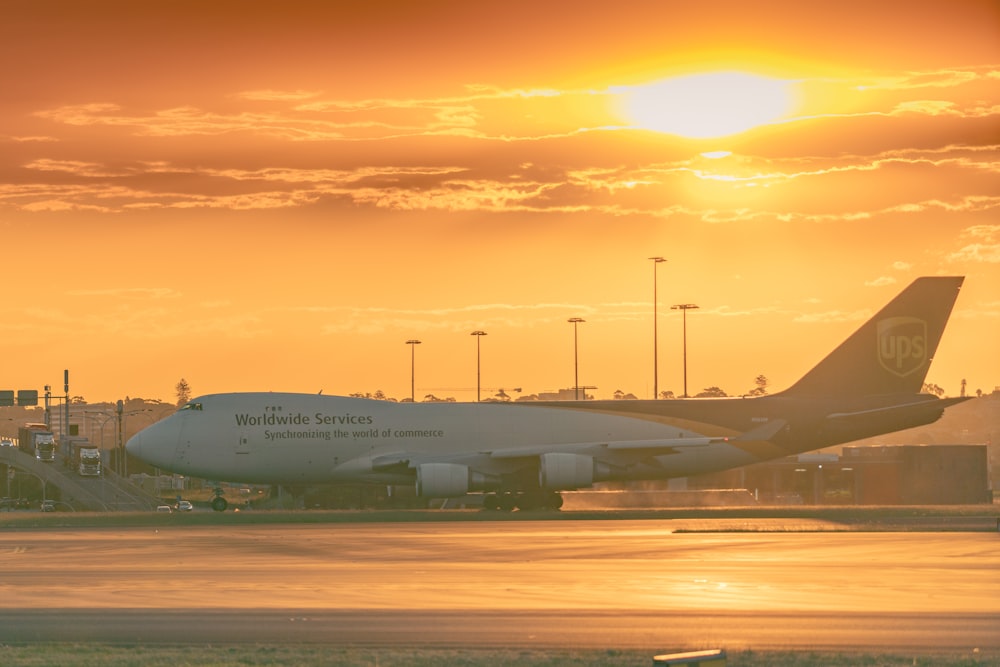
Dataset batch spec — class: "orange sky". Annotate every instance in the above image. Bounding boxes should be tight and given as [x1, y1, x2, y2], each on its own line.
[2, 0, 998, 404]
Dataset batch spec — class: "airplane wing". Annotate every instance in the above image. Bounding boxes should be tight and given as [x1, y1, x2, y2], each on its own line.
[372, 419, 788, 471]
[488, 436, 719, 460]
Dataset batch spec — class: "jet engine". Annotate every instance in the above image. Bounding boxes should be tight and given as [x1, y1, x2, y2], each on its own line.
[415, 462, 497, 498]
[538, 452, 611, 490]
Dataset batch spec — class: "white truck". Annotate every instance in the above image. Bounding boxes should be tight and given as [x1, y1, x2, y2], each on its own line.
[64, 437, 102, 476]
[18, 424, 56, 462]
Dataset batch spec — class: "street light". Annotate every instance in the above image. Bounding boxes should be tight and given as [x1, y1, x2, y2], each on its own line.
[471, 331, 487, 402]
[567, 318, 586, 400]
[671, 304, 699, 398]
[649, 256, 666, 399]
[85, 405, 152, 478]
[84, 411, 118, 474]
[121, 409, 157, 479]
[406, 340, 422, 402]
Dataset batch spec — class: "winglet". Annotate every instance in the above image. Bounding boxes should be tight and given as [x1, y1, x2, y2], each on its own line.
[781, 277, 963, 397]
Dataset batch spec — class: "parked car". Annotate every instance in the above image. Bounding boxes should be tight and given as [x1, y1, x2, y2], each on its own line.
[175, 500, 193, 512]
[156, 505, 173, 513]
[0, 438, 14, 447]
[40, 500, 55, 512]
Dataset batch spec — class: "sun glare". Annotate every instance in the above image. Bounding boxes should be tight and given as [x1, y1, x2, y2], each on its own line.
[621, 72, 794, 139]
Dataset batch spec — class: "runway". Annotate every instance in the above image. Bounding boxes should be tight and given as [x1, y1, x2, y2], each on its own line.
[0, 518, 997, 655]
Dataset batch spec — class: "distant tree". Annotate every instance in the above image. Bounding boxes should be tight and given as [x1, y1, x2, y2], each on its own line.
[349, 390, 396, 402]
[422, 394, 456, 403]
[921, 383, 945, 397]
[695, 386, 728, 398]
[976, 388, 983, 398]
[747, 375, 769, 397]
[659, 390, 676, 400]
[175, 378, 192, 406]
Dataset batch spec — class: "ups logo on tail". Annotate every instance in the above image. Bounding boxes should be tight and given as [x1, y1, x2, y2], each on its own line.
[877, 317, 927, 377]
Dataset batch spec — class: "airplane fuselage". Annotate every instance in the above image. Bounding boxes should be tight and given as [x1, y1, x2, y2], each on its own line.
[129, 390, 956, 487]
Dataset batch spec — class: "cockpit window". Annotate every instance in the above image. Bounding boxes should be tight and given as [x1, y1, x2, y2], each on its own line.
[179, 402, 203, 411]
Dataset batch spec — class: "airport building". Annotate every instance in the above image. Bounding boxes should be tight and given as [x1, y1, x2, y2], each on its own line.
[690, 444, 992, 505]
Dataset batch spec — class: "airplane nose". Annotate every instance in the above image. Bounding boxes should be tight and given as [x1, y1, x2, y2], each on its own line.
[125, 431, 144, 459]
[126, 421, 177, 469]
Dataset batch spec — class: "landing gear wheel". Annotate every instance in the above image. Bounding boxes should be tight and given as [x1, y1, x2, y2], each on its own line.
[515, 494, 539, 511]
[497, 493, 517, 512]
[482, 494, 500, 511]
[547, 492, 563, 510]
[211, 496, 228, 512]
[518, 491, 563, 511]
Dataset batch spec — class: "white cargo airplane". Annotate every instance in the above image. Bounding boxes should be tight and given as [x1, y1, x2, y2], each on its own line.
[128, 277, 968, 511]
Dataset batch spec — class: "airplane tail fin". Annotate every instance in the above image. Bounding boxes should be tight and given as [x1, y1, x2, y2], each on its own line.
[780, 277, 964, 397]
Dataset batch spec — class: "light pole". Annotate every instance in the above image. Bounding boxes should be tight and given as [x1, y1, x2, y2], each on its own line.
[671, 304, 699, 398]
[406, 340, 422, 402]
[122, 409, 156, 479]
[84, 412, 115, 448]
[471, 331, 487, 402]
[84, 411, 118, 473]
[86, 403, 151, 477]
[567, 318, 585, 400]
[649, 256, 666, 399]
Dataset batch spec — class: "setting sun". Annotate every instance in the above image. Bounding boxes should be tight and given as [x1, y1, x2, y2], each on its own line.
[620, 72, 794, 138]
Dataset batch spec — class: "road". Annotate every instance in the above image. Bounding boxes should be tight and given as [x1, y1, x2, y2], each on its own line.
[0, 518, 997, 655]
[0, 447, 158, 511]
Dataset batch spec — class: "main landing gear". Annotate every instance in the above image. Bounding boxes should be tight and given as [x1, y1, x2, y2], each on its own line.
[482, 490, 563, 512]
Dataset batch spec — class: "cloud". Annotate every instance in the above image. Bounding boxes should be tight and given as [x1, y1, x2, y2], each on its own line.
[29, 86, 626, 145]
[856, 67, 994, 91]
[865, 276, 897, 287]
[946, 224, 1000, 263]
[20, 199, 111, 213]
[7, 135, 58, 143]
[125, 190, 321, 211]
[25, 63, 999, 149]
[11, 67, 997, 220]
[8, 151, 999, 220]
[25, 158, 126, 177]
[235, 89, 322, 102]
[960, 224, 1000, 240]
[947, 244, 1000, 264]
[36, 104, 353, 141]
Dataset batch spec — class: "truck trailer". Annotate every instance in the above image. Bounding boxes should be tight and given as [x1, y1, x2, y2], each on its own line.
[18, 423, 56, 462]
